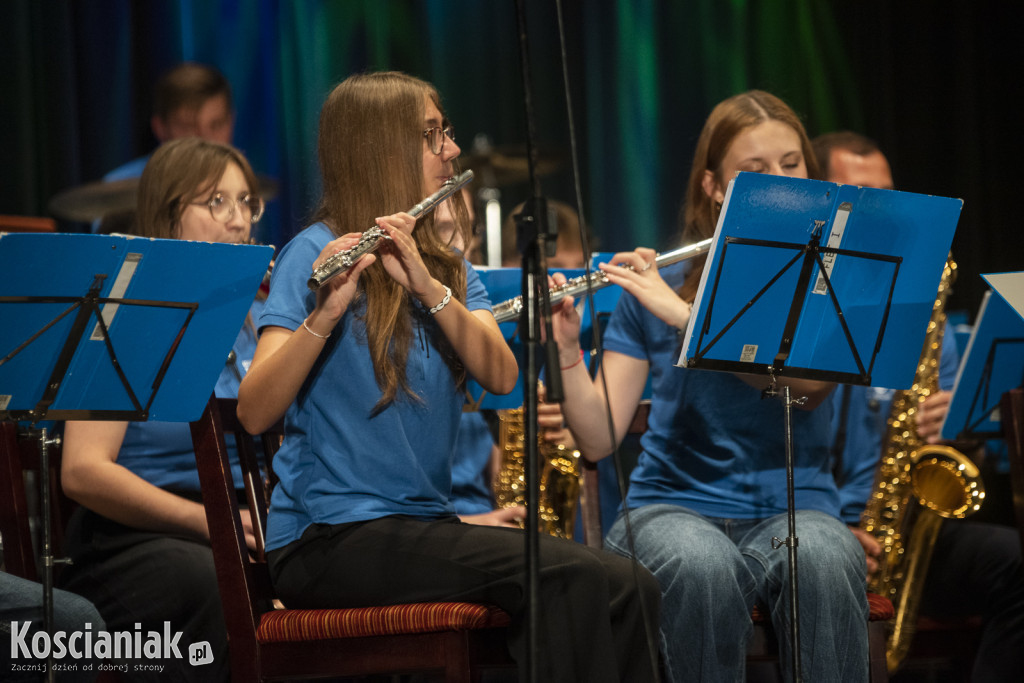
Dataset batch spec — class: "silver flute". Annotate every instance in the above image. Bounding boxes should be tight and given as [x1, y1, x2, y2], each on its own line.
[307, 169, 475, 291]
[491, 237, 714, 323]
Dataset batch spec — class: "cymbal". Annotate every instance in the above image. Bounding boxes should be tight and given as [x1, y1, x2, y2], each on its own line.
[48, 178, 138, 222]
[460, 145, 562, 187]
[48, 174, 280, 222]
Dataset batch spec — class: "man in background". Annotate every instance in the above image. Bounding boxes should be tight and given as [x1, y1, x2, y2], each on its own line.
[104, 62, 233, 182]
[816, 131, 1024, 682]
[92, 63, 234, 234]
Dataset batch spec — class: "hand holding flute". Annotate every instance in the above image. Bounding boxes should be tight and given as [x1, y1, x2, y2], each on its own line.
[594, 247, 695, 330]
[304, 221, 402, 332]
[494, 237, 711, 325]
[549, 245, 700, 363]
[308, 170, 474, 291]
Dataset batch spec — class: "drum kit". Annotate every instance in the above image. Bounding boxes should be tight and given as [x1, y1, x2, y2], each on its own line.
[47, 174, 281, 228]
[459, 141, 561, 189]
[458, 136, 563, 266]
[46, 141, 560, 254]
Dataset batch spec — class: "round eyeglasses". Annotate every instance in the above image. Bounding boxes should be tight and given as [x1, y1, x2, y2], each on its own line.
[423, 125, 455, 156]
[191, 193, 264, 224]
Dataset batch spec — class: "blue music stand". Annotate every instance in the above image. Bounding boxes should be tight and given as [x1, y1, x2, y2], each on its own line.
[681, 173, 961, 388]
[679, 172, 961, 681]
[942, 272, 1024, 440]
[0, 232, 273, 423]
[0, 231, 271, 672]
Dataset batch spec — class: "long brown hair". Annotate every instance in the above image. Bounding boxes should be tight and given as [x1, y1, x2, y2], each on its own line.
[678, 90, 819, 301]
[315, 71, 470, 409]
[136, 137, 259, 240]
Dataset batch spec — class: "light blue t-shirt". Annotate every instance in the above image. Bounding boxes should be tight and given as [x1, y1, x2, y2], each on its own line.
[116, 298, 262, 490]
[602, 261, 841, 520]
[260, 223, 493, 551]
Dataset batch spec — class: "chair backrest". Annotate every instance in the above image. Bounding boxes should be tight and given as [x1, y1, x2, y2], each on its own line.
[0, 423, 37, 578]
[189, 396, 284, 642]
[0, 423, 71, 581]
[0, 215, 56, 233]
[1001, 387, 1024, 555]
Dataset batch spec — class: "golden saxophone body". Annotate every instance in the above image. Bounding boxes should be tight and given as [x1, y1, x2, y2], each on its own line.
[494, 407, 582, 539]
[859, 257, 984, 673]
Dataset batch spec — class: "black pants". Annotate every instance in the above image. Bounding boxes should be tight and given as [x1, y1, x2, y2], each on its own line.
[918, 519, 1024, 681]
[268, 515, 661, 683]
[58, 508, 229, 682]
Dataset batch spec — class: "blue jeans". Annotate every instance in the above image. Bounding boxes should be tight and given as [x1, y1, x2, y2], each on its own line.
[1, 570, 104, 682]
[605, 504, 868, 683]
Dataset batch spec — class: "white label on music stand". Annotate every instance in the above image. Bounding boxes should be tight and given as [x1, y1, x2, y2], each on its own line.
[0, 395, 10, 410]
[90, 252, 142, 340]
[812, 202, 851, 295]
[740, 344, 758, 362]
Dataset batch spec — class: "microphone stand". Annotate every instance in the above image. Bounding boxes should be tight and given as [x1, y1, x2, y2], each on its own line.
[513, 2, 563, 681]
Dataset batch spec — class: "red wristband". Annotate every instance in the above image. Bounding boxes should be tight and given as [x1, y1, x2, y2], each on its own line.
[561, 349, 584, 371]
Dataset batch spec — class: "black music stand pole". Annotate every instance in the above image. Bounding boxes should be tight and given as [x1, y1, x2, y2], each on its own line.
[512, 1, 564, 680]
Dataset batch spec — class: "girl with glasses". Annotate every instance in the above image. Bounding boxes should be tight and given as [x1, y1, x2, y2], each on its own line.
[237, 71, 660, 682]
[60, 137, 266, 682]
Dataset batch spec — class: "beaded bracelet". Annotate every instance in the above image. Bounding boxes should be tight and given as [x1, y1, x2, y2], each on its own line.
[428, 285, 453, 315]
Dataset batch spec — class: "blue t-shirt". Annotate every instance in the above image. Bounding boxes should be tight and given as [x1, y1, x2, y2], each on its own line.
[104, 155, 151, 182]
[602, 261, 841, 519]
[115, 299, 262, 490]
[831, 331, 960, 523]
[259, 223, 493, 551]
[450, 410, 496, 516]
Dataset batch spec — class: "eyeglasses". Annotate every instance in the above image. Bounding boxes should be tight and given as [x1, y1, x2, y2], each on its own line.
[191, 193, 264, 224]
[423, 125, 455, 155]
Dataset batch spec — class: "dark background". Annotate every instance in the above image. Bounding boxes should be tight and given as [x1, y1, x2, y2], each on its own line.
[2, 0, 1021, 320]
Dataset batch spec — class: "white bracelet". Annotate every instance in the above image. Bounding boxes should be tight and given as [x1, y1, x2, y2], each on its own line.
[428, 285, 453, 315]
[301, 318, 331, 339]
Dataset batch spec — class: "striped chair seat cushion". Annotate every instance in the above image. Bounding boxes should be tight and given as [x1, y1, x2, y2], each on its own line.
[257, 602, 512, 643]
[750, 592, 894, 623]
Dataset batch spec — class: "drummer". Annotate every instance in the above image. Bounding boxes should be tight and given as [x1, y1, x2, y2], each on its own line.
[90, 63, 234, 233]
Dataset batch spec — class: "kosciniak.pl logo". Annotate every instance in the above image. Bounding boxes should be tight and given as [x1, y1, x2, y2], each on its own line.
[8, 621, 211, 667]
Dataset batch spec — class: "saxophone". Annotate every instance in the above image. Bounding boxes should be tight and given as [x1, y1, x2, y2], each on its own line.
[859, 257, 985, 673]
[494, 407, 582, 539]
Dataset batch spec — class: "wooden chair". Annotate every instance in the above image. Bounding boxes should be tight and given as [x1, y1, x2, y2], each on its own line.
[189, 396, 515, 682]
[0, 214, 56, 233]
[1, 422, 124, 683]
[1002, 387, 1024, 554]
[579, 402, 893, 682]
[0, 422, 72, 582]
[0, 422, 39, 578]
